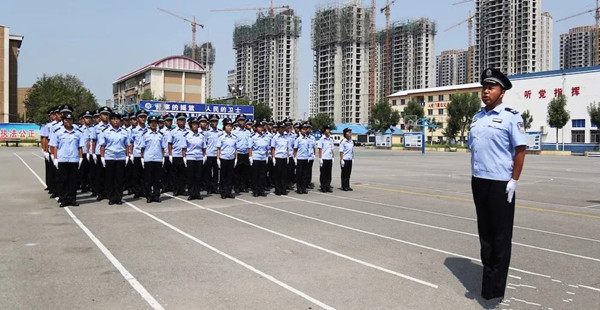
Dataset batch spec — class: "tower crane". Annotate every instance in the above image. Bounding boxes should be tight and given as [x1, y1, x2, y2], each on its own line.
[157, 8, 204, 60]
[380, 0, 397, 98]
[211, 0, 290, 16]
[445, 10, 475, 82]
[557, 0, 600, 66]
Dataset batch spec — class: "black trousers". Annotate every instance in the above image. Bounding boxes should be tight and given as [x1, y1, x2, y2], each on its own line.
[44, 157, 52, 191]
[251, 160, 267, 195]
[93, 156, 106, 198]
[320, 159, 333, 190]
[203, 156, 219, 193]
[266, 157, 274, 187]
[144, 161, 162, 199]
[170, 157, 186, 195]
[287, 156, 295, 187]
[161, 156, 171, 190]
[295, 159, 308, 192]
[124, 155, 134, 192]
[341, 160, 353, 189]
[105, 160, 125, 203]
[234, 153, 250, 191]
[78, 156, 91, 191]
[307, 159, 314, 186]
[471, 176, 515, 299]
[274, 158, 288, 195]
[219, 159, 234, 197]
[48, 155, 57, 194]
[186, 159, 203, 197]
[57, 162, 78, 204]
[132, 157, 145, 196]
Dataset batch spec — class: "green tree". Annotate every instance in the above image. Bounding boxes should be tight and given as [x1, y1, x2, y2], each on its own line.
[24, 74, 98, 124]
[547, 95, 570, 150]
[402, 99, 425, 131]
[140, 90, 166, 101]
[521, 109, 534, 130]
[446, 92, 481, 145]
[368, 100, 401, 133]
[308, 113, 336, 132]
[588, 102, 600, 131]
[442, 119, 460, 145]
[251, 102, 272, 121]
[427, 117, 440, 145]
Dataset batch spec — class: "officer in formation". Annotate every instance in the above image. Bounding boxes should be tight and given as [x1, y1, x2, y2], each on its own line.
[42, 109, 360, 206]
[469, 68, 526, 301]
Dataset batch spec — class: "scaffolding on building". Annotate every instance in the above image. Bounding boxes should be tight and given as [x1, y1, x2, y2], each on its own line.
[233, 10, 301, 47]
[312, 1, 371, 49]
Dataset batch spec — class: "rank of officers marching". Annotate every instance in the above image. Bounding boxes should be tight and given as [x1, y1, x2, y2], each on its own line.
[40, 106, 356, 207]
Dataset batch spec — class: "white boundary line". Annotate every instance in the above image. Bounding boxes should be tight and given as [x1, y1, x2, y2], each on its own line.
[285, 195, 600, 263]
[15, 153, 164, 310]
[316, 192, 600, 244]
[165, 194, 439, 289]
[122, 200, 335, 310]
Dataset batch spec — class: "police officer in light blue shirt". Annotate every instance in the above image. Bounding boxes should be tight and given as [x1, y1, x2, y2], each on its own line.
[129, 110, 148, 198]
[168, 113, 189, 196]
[99, 112, 130, 205]
[271, 122, 290, 196]
[90, 106, 112, 200]
[317, 124, 335, 192]
[49, 112, 86, 207]
[217, 118, 237, 199]
[233, 113, 251, 193]
[141, 115, 164, 203]
[468, 68, 527, 301]
[203, 114, 222, 194]
[248, 120, 270, 197]
[185, 117, 207, 201]
[293, 123, 312, 194]
[306, 123, 317, 190]
[339, 128, 354, 191]
[40, 106, 57, 193]
[160, 113, 174, 191]
[78, 110, 93, 193]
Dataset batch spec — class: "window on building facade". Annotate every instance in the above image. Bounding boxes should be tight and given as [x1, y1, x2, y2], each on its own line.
[392, 100, 397, 106]
[438, 95, 444, 101]
[571, 130, 585, 143]
[428, 109, 433, 116]
[591, 130, 600, 143]
[572, 119, 585, 128]
[401, 99, 406, 105]
[428, 95, 434, 102]
[438, 109, 444, 115]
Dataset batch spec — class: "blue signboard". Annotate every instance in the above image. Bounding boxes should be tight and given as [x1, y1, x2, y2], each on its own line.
[139, 101, 254, 120]
[0, 123, 41, 140]
[403, 132, 423, 148]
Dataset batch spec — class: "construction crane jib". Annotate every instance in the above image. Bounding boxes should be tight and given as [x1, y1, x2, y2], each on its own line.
[157, 8, 205, 60]
[557, 0, 600, 66]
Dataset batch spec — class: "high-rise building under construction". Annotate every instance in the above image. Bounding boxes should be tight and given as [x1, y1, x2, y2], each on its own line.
[560, 26, 597, 69]
[233, 10, 301, 120]
[436, 49, 468, 87]
[312, 0, 372, 124]
[184, 42, 216, 100]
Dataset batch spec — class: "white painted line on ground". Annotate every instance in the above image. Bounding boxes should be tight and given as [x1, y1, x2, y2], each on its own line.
[165, 194, 438, 289]
[286, 195, 600, 263]
[122, 200, 335, 310]
[578, 284, 600, 292]
[234, 196, 552, 280]
[318, 192, 600, 244]
[15, 153, 165, 310]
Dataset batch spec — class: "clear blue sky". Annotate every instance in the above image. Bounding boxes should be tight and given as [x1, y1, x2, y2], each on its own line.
[3, 0, 599, 118]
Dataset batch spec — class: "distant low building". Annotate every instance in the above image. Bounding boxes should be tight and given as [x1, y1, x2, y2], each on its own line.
[112, 55, 206, 110]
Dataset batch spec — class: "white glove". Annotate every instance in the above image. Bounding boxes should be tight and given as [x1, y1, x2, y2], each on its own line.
[141, 158, 145, 169]
[78, 158, 83, 169]
[86, 153, 91, 162]
[92, 154, 97, 164]
[265, 157, 269, 164]
[100, 157, 106, 168]
[341, 160, 345, 168]
[129, 154, 134, 163]
[234, 159, 237, 167]
[319, 158, 323, 167]
[506, 178, 518, 203]
[162, 157, 165, 167]
[43, 151, 50, 161]
[249, 157, 253, 166]
[52, 157, 59, 169]
[125, 156, 129, 166]
[203, 155, 207, 164]
[169, 155, 173, 163]
[272, 158, 277, 166]
[183, 157, 187, 167]
[217, 158, 221, 168]
[331, 156, 334, 164]
[293, 158, 297, 166]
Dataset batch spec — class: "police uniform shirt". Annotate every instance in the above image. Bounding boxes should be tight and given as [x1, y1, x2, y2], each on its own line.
[131, 125, 148, 157]
[285, 132, 296, 157]
[308, 135, 316, 160]
[271, 133, 290, 159]
[49, 127, 86, 163]
[99, 127, 130, 160]
[90, 122, 110, 154]
[79, 125, 90, 154]
[204, 128, 222, 157]
[248, 133, 270, 161]
[169, 127, 189, 157]
[265, 131, 274, 157]
[48, 121, 64, 145]
[233, 127, 250, 154]
[317, 135, 335, 160]
[40, 121, 52, 138]
[185, 131, 206, 161]
[468, 103, 527, 181]
[339, 138, 354, 160]
[142, 130, 164, 162]
[217, 133, 237, 160]
[294, 135, 311, 160]
[160, 127, 171, 157]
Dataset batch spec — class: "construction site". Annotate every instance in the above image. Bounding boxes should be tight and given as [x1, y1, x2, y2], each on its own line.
[232, 9, 301, 120]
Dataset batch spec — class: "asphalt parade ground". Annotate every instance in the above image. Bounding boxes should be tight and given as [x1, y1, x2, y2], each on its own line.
[1, 147, 599, 310]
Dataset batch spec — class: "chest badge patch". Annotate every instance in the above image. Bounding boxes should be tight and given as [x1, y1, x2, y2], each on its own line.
[492, 118, 503, 123]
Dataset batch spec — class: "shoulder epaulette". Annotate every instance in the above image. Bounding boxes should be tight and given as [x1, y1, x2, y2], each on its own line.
[158, 131, 164, 136]
[102, 126, 110, 132]
[184, 131, 189, 136]
[505, 107, 519, 114]
[76, 128, 83, 133]
[53, 127, 61, 133]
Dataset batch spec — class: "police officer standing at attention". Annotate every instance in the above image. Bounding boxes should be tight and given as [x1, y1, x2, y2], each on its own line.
[469, 68, 526, 301]
[99, 112, 130, 205]
[130, 110, 148, 198]
[203, 114, 222, 195]
[293, 123, 311, 194]
[90, 106, 112, 200]
[248, 120, 270, 197]
[339, 128, 354, 191]
[40, 106, 57, 193]
[271, 121, 290, 196]
[78, 110, 93, 193]
[160, 113, 174, 192]
[168, 112, 189, 196]
[233, 113, 251, 194]
[47, 107, 64, 198]
[141, 115, 164, 203]
[217, 118, 237, 199]
[306, 123, 316, 190]
[317, 124, 335, 192]
[49, 112, 86, 207]
[185, 116, 207, 201]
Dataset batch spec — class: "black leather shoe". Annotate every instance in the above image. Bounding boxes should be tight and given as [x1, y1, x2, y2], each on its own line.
[59, 203, 66, 208]
[50, 193, 58, 198]
[133, 194, 141, 198]
[260, 192, 269, 197]
[227, 193, 235, 199]
[147, 198, 152, 203]
[96, 196, 104, 201]
[71, 202, 79, 207]
[221, 195, 226, 199]
[326, 188, 333, 192]
[302, 190, 308, 194]
[188, 196, 195, 200]
[347, 187, 353, 191]
[116, 201, 123, 205]
[108, 201, 114, 205]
